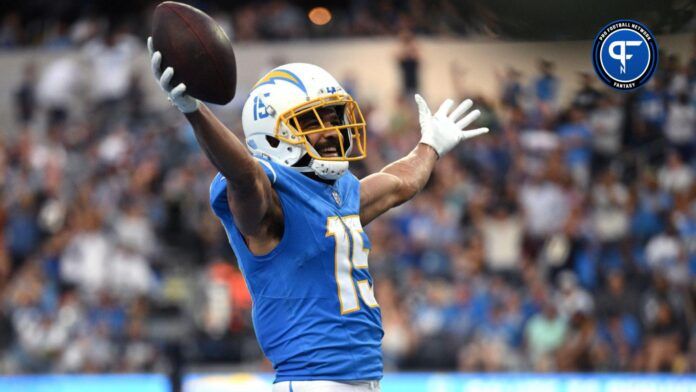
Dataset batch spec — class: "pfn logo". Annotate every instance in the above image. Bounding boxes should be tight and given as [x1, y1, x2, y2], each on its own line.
[592, 20, 658, 90]
[608, 40, 642, 74]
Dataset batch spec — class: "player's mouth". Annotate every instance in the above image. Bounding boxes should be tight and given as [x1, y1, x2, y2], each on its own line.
[315, 140, 341, 157]
[319, 147, 339, 157]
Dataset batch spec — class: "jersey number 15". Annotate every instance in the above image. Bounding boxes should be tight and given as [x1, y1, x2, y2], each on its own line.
[326, 216, 379, 314]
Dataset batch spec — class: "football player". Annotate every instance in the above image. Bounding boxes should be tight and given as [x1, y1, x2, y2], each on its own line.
[148, 38, 488, 392]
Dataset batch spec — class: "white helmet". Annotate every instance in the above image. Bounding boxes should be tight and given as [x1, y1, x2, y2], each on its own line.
[242, 63, 367, 180]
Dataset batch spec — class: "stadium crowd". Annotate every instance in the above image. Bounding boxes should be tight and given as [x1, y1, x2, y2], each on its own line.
[1, 0, 490, 49]
[0, 26, 695, 375]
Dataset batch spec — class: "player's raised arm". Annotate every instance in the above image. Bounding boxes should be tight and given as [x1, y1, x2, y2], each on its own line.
[147, 38, 281, 241]
[359, 94, 488, 226]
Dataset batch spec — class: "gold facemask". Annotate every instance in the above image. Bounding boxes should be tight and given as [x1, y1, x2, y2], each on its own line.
[273, 93, 367, 161]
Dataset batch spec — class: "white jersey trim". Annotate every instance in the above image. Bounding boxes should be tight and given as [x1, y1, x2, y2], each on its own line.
[254, 157, 278, 184]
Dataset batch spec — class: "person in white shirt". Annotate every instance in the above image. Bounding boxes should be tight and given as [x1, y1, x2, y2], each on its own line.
[664, 93, 696, 158]
[658, 151, 693, 194]
[589, 96, 624, 175]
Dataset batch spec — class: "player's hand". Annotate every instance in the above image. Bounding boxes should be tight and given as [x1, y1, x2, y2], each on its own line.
[148, 37, 200, 113]
[414, 94, 489, 158]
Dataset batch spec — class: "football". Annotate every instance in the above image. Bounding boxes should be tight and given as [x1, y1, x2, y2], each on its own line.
[151, 1, 236, 104]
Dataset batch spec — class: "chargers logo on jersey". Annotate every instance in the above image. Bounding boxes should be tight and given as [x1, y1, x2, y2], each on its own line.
[592, 19, 658, 90]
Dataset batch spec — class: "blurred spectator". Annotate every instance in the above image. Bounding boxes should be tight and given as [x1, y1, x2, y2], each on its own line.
[557, 107, 592, 186]
[43, 21, 74, 49]
[595, 270, 641, 319]
[0, 13, 20, 48]
[397, 31, 420, 96]
[589, 95, 623, 174]
[524, 302, 566, 371]
[658, 151, 693, 194]
[664, 92, 696, 158]
[591, 169, 630, 245]
[377, 279, 413, 370]
[666, 54, 689, 95]
[557, 313, 602, 371]
[261, 1, 305, 39]
[533, 59, 559, 112]
[60, 209, 113, 294]
[4, 193, 41, 269]
[635, 78, 668, 148]
[120, 319, 157, 372]
[645, 223, 683, 280]
[498, 67, 523, 109]
[596, 313, 641, 371]
[519, 169, 570, 243]
[644, 300, 685, 372]
[113, 200, 156, 258]
[36, 56, 81, 125]
[689, 37, 696, 84]
[83, 24, 141, 132]
[471, 199, 523, 275]
[554, 271, 594, 319]
[572, 72, 603, 111]
[14, 63, 37, 127]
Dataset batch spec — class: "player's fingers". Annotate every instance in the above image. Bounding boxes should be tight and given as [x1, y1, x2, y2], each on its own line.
[414, 94, 431, 116]
[147, 36, 154, 56]
[460, 127, 489, 141]
[160, 67, 174, 91]
[434, 99, 454, 118]
[448, 99, 473, 122]
[455, 109, 481, 129]
[151, 51, 162, 78]
[170, 83, 187, 98]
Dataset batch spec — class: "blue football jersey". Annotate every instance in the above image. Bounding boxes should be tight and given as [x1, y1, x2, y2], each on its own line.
[209, 157, 383, 382]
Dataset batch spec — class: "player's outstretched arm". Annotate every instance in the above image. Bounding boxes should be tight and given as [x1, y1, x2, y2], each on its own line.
[359, 94, 488, 226]
[147, 38, 281, 243]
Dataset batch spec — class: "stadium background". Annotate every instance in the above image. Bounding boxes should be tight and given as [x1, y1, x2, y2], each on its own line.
[0, 1, 695, 391]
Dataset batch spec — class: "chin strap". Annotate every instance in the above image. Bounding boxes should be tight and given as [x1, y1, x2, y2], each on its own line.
[310, 159, 349, 180]
[293, 158, 348, 180]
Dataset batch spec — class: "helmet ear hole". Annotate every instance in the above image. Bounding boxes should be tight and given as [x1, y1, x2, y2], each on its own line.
[265, 135, 280, 148]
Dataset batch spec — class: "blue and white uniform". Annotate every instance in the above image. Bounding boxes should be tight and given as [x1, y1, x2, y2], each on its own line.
[209, 157, 383, 386]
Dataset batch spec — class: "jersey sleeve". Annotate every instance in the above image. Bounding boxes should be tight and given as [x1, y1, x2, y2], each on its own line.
[208, 157, 279, 219]
[209, 172, 231, 219]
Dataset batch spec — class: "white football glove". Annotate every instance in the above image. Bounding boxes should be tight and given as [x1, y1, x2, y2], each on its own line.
[414, 94, 489, 157]
[147, 37, 199, 113]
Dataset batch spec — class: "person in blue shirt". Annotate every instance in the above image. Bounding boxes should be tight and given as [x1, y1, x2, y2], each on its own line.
[147, 38, 488, 391]
[558, 107, 593, 185]
[534, 59, 559, 105]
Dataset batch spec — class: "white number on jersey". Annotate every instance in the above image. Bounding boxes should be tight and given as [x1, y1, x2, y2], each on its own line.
[326, 215, 379, 314]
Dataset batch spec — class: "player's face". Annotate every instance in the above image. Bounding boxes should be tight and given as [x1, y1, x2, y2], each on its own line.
[300, 106, 343, 158]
